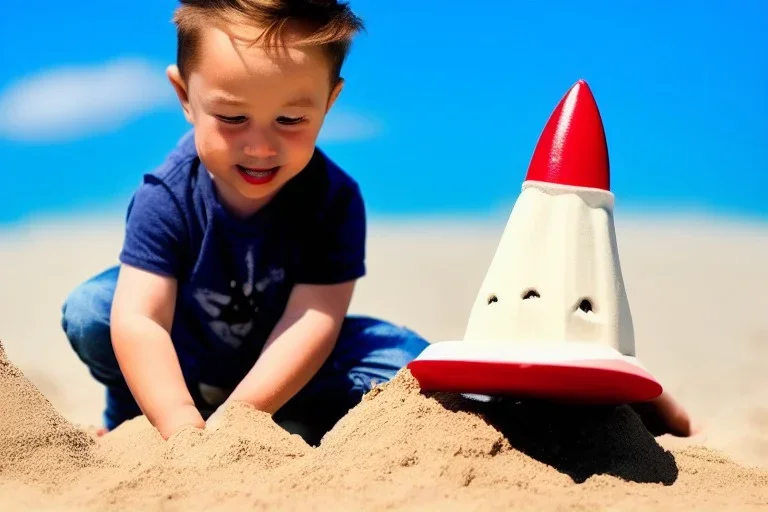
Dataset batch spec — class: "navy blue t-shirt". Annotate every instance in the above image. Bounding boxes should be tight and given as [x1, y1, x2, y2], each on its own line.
[118, 130, 366, 389]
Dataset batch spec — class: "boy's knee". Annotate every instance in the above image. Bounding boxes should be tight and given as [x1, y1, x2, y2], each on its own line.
[381, 323, 429, 361]
[340, 316, 430, 365]
[297, 317, 428, 409]
[62, 288, 103, 346]
[371, 318, 427, 353]
[60, 276, 117, 377]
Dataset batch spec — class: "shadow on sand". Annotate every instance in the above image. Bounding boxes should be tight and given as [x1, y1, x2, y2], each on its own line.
[431, 393, 679, 485]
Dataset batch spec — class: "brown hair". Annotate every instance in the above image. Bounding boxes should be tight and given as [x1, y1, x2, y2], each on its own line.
[172, 0, 364, 83]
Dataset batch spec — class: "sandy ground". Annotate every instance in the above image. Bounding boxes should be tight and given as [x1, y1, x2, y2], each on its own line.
[1, 211, 767, 510]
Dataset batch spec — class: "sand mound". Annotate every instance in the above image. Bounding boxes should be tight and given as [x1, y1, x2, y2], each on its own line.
[0, 340, 95, 490]
[319, 371, 678, 485]
[284, 371, 768, 510]
[64, 404, 312, 511]
[1, 342, 766, 511]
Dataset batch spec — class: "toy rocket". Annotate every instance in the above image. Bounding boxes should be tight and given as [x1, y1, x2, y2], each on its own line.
[408, 79, 662, 405]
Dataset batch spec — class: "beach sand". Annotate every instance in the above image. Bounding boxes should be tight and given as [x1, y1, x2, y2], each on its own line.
[1, 212, 767, 510]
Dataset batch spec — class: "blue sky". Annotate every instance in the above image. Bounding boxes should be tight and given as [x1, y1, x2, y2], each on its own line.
[1, 0, 766, 226]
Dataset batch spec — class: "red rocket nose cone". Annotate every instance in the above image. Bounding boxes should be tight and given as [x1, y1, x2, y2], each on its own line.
[525, 79, 610, 191]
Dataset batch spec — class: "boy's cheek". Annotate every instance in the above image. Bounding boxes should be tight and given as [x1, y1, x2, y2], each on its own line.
[287, 120, 328, 149]
[281, 127, 316, 146]
[195, 125, 238, 165]
[283, 131, 320, 162]
[205, 122, 241, 151]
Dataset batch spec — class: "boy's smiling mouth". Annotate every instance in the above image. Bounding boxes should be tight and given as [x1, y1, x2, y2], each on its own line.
[236, 164, 280, 185]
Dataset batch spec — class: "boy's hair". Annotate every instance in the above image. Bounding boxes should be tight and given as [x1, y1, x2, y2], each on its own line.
[172, 0, 364, 84]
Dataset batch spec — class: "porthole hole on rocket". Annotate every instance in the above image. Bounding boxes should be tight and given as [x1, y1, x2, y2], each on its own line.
[522, 289, 540, 300]
[578, 298, 593, 313]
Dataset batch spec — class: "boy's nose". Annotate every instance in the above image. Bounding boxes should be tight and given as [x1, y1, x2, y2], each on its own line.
[242, 131, 278, 158]
[243, 143, 278, 158]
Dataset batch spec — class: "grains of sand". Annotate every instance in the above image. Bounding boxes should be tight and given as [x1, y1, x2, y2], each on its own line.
[1, 340, 766, 511]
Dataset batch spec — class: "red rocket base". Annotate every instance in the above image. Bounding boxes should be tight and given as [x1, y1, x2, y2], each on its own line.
[407, 344, 662, 405]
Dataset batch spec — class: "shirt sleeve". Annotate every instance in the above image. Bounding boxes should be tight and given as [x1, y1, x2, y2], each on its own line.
[118, 178, 187, 278]
[295, 182, 367, 285]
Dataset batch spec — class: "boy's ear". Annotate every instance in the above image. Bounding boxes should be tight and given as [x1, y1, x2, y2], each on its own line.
[325, 78, 344, 114]
[166, 64, 194, 123]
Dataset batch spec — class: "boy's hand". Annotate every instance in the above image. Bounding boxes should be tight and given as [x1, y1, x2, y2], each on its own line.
[156, 403, 205, 440]
[111, 264, 203, 441]
[204, 400, 254, 432]
[204, 404, 228, 432]
[631, 391, 700, 438]
[226, 281, 355, 414]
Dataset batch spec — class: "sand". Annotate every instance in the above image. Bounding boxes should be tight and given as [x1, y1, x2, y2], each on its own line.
[1, 340, 767, 511]
[1, 213, 768, 510]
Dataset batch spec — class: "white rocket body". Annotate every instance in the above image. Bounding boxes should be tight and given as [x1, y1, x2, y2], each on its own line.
[463, 180, 636, 358]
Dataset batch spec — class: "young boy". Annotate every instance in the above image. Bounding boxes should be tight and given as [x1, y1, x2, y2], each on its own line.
[61, 0, 696, 445]
[60, 0, 429, 444]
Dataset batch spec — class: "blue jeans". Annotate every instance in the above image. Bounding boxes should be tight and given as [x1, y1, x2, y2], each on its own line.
[60, 265, 428, 444]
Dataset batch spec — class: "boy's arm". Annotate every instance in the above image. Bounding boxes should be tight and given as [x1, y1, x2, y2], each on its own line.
[224, 279, 356, 414]
[210, 165, 366, 422]
[111, 263, 204, 439]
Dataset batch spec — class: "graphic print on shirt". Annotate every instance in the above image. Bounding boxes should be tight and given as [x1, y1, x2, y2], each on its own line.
[192, 245, 285, 349]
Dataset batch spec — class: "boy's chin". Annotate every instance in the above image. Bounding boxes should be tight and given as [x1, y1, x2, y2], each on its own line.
[233, 181, 282, 200]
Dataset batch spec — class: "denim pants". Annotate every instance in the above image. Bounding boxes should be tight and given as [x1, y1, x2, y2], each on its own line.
[60, 265, 429, 444]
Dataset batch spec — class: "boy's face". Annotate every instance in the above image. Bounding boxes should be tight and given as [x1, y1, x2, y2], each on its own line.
[167, 21, 343, 216]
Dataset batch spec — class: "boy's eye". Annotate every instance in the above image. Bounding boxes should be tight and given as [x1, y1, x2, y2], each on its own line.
[277, 116, 306, 125]
[216, 115, 247, 124]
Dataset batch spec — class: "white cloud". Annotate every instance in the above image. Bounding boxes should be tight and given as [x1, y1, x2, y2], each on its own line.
[0, 58, 381, 144]
[318, 110, 381, 143]
[0, 58, 176, 142]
